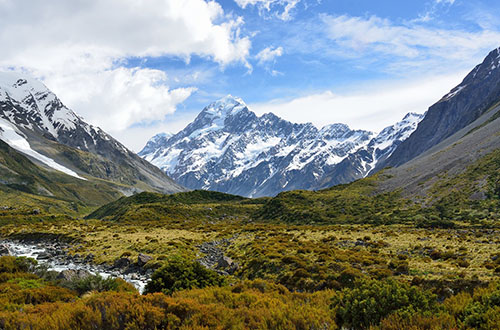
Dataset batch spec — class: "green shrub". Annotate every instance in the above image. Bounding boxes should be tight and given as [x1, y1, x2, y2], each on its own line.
[0, 256, 37, 274]
[144, 257, 225, 295]
[461, 283, 500, 329]
[63, 275, 136, 295]
[331, 279, 437, 329]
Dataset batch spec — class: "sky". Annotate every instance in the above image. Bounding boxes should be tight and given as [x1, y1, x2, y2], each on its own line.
[1, 0, 500, 151]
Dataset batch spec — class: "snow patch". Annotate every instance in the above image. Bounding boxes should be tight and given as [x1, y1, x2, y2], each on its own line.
[0, 118, 85, 180]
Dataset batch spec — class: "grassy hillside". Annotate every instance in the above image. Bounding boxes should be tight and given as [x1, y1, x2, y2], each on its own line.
[0, 140, 134, 215]
[87, 146, 499, 227]
[86, 190, 265, 224]
[256, 148, 499, 226]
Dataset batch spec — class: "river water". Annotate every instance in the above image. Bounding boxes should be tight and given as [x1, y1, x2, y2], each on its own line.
[3, 241, 148, 293]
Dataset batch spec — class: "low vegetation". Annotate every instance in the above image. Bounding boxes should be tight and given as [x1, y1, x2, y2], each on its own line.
[0, 255, 500, 329]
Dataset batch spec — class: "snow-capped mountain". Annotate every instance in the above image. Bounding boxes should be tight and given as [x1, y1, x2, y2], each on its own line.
[0, 71, 130, 157]
[317, 112, 424, 189]
[0, 71, 184, 194]
[140, 95, 424, 197]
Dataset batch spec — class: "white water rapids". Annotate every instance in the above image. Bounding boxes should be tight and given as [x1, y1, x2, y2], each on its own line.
[3, 241, 148, 293]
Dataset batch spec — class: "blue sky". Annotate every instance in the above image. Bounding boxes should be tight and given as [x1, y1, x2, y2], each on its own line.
[1, 0, 500, 150]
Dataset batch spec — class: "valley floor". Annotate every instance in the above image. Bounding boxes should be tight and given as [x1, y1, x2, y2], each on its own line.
[0, 215, 499, 329]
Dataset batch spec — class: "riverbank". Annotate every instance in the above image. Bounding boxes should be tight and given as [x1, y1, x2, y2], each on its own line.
[0, 239, 150, 293]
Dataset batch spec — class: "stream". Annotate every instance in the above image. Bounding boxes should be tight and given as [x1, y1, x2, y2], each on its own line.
[2, 241, 149, 293]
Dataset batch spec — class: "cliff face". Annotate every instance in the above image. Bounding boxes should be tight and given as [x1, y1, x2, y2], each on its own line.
[382, 47, 500, 168]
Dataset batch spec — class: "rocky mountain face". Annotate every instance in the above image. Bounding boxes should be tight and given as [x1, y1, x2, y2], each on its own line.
[140, 96, 422, 197]
[382, 46, 500, 168]
[318, 112, 424, 189]
[376, 101, 500, 200]
[0, 71, 185, 195]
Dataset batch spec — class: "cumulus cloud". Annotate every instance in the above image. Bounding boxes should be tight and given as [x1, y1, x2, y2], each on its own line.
[250, 72, 467, 133]
[255, 46, 284, 64]
[235, 0, 301, 20]
[48, 68, 196, 133]
[0, 0, 251, 142]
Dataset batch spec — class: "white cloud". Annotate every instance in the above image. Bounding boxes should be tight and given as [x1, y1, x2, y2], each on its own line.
[256, 46, 284, 64]
[0, 0, 251, 144]
[435, 0, 455, 4]
[249, 72, 467, 133]
[0, 0, 250, 68]
[235, 0, 301, 20]
[114, 116, 197, 152]
[321, 14, 500, 62]
[48, 68, 196, 133]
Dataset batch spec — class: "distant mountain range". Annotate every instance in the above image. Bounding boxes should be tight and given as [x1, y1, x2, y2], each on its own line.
[140, 96, 423, 197]
[141, 47, 500, 198]
[3, 46, 499, 206]
[0, 71, 185, 210]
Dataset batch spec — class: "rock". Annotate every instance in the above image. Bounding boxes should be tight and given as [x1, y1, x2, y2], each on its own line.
[137, 253, 153, 267]
[84, 253, 95, 262]
[32, 208, 41, 215]
[470, 191, 487, 201]
[37, 252, 52, 260]
[228, 262, 239, 275]
[217, 256, 234, 269]
[113, 257, 131, 269]
[57, 269, 92, 281]
[0, 244, 12, 256]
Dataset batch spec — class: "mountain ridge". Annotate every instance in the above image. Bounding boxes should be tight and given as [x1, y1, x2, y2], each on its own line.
[140, 96, 422, 197]
[381, 46, 500, 169]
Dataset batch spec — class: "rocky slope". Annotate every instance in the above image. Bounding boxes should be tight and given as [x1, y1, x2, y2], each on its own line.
[382, 46, 500, 168]
[140, 96, 422, 197]
[0, 71, 185, 196]
[377, 101, 500, 199]
[318, 112, 423, 189]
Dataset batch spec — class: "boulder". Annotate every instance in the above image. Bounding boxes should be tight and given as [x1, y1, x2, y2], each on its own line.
[0, 244, 12, 256]
[57, 269, 92, 281]
[36, 252, 52, 260]
[137, 253, 153, 267]
[113, 257, 131, 269]
[217, 256, 234, 269]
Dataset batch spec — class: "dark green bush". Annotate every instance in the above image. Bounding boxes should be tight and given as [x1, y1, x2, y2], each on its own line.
[62, 275, 136, 295]
[0, 256, 37, 274]
[331, 279, 437, 329]
[461, 283, 500, 329]
[144, 257, 225, 295]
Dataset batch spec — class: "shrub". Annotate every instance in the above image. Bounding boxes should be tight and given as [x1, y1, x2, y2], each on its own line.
[0, 256, 37, 274]
[331, 279, 437, 329]
[144, 257, 225, 295]
[379, 312, 457, 330]
[460, 283, 500, 329]
[62, 276, 137, 295]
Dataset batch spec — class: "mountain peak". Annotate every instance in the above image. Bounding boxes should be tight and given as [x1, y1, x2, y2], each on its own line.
[0, 71, 82, 138]
[402, 112, 421, 121]
[152, 132, 173, 141]
[202, 94, 247, 119]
